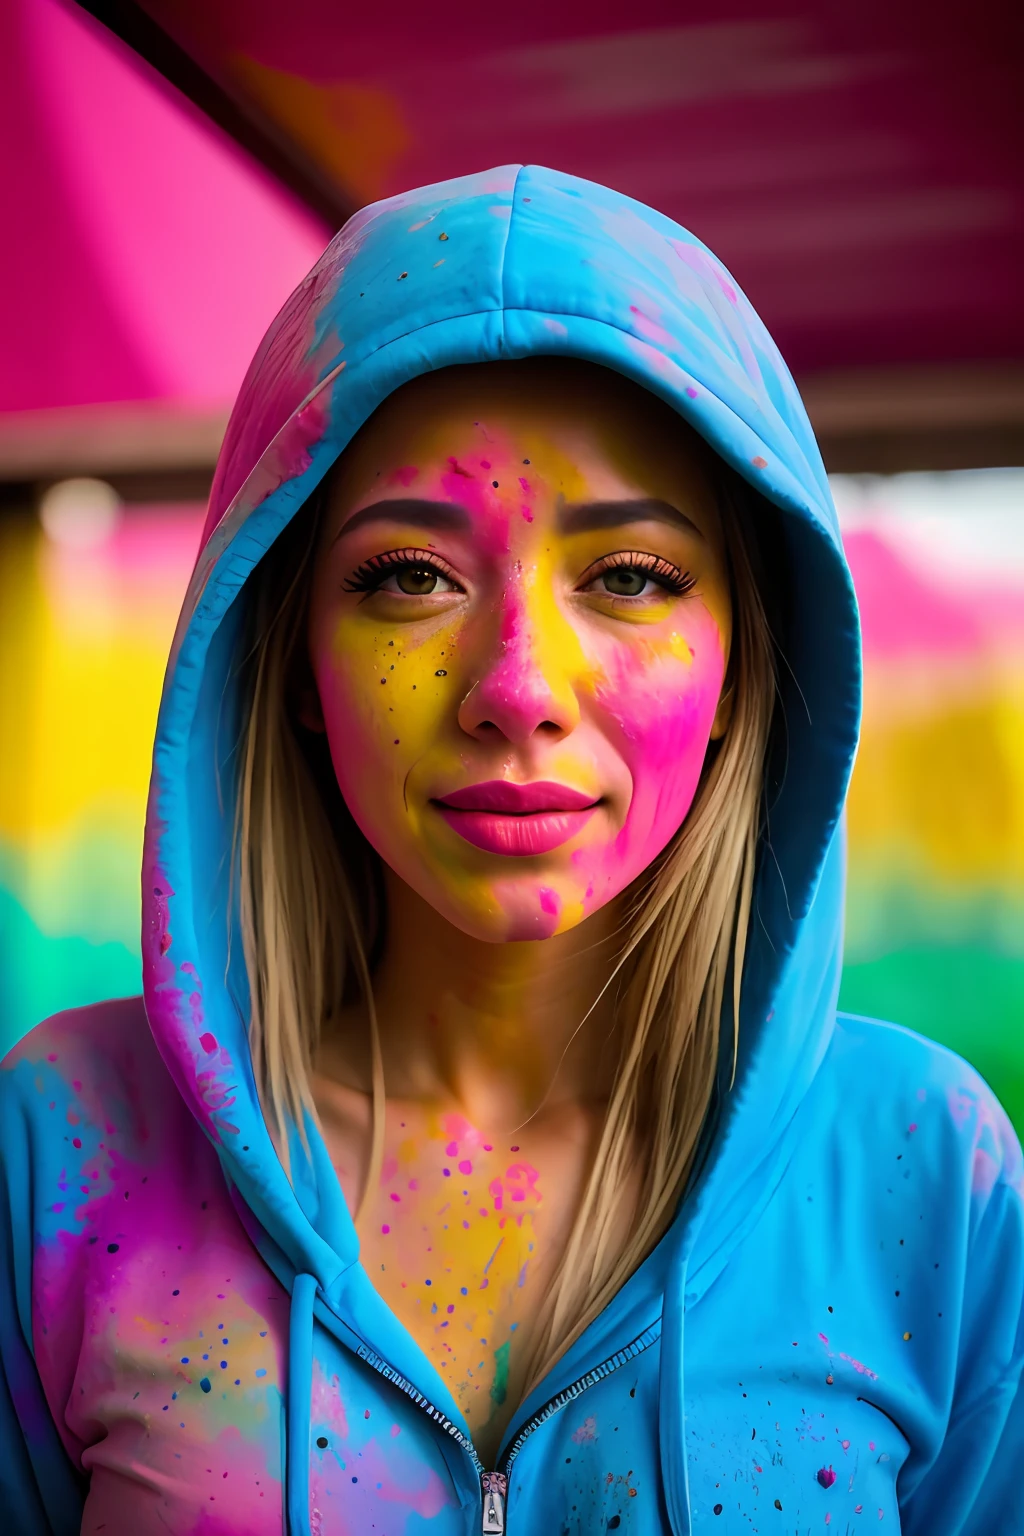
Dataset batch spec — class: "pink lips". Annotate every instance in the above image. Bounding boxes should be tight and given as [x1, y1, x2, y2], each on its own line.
[433, 780, 600, 856]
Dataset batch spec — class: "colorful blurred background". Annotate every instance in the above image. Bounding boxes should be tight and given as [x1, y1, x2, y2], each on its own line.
[2, 0, 1022, 1128]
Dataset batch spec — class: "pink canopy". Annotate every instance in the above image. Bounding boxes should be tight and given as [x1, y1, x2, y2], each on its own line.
[3, 0, 1022, 467]
[0, 0, 326, 416]
[77, 0, 1024, 380]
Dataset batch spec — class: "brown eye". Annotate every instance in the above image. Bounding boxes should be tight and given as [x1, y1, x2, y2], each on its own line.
[344, 548, 463, 598]
[601, 567, 649, 596]
[396, 565, 440, 594]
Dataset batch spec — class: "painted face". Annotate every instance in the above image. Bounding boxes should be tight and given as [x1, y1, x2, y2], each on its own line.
[306, 360, 733, 943]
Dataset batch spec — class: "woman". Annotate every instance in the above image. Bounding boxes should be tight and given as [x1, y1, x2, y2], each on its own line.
[2, 165, 1021, 1535]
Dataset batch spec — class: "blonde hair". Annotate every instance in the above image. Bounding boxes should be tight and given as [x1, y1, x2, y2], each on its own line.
[235, 446, 777, 1390]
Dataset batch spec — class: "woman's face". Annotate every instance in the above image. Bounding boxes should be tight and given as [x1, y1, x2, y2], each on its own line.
[306, 361, 733, 943]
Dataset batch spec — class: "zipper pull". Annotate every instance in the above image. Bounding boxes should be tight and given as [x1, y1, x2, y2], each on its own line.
[481, 1470, 507, 1533]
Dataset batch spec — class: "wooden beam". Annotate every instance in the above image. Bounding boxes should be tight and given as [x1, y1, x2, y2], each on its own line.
[0, 401, 227, 482]
[2, 367, 1021, 490]
[801, 365, 1024, 474]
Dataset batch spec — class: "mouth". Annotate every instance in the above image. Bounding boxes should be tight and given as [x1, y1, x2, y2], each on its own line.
[432, 779, 601, 856]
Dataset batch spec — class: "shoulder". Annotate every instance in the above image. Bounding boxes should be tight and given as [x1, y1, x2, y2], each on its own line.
[822, 1024, 1024, 1528]
[4, 992, 155, 1075]
[820, 1012, 1024, 1233]
[1, 994, 231, 1334]
[803, 1016, 1024, 1407]
[832, 1012, 1021, 1171]
[0, 998, 247, 1509]
[3, 995, 154, 1124]
[2, 995, 206, 1174]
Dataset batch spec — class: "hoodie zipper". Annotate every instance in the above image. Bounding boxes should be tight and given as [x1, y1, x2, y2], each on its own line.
[357, 1322, 660, 1534]
[480, 1471, 507, 1532]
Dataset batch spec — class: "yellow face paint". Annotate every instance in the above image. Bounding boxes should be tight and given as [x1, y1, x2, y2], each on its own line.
[306, 359, 733, 944]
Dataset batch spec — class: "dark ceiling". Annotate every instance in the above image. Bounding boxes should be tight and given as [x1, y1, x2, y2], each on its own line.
[74, 0, 1024, 470]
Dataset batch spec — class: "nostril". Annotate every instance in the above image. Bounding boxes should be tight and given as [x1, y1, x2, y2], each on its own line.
[458, 671, 577, 745]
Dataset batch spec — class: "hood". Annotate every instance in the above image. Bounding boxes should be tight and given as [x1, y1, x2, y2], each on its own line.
[141, 164, 861, 1529]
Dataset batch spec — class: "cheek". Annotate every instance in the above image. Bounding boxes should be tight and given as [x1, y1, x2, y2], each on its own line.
[311, 616, 457, 836]
[592, 607, 727, 862]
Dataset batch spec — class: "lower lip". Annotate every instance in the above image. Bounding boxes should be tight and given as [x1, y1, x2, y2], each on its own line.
[434, 805, 598, 856]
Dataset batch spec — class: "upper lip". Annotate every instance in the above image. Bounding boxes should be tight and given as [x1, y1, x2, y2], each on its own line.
[434, 780, 599, 815]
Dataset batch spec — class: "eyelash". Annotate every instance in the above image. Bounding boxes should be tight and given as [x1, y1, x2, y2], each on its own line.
[341, 547, 696, 598]
[578, 550, 697, 596]
[342, 548, 464, 594]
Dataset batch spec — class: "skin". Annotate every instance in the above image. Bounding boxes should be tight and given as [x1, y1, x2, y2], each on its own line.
[306, 360, 733, 1463]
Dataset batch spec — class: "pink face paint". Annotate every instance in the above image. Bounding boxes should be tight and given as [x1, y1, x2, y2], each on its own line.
[310, 368, 731, 946]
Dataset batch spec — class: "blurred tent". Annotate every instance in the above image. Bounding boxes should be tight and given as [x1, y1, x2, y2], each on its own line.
[0, 0, 326, 484]
[74, 0, 1024, 475]
[0, 0, 324, 1051]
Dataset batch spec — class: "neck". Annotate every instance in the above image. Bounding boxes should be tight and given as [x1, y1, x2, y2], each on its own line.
[327, 870, 628, 1128]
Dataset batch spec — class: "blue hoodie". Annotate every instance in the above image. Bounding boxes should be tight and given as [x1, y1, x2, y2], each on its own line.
[2, 164, 1023, 1536]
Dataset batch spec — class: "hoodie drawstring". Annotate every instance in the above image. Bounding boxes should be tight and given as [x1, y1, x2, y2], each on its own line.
[659, 1223, 695, 1536]
[287, 1271, 317, 1536]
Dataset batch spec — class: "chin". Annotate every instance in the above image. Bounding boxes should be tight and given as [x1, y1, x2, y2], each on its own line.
[429, 871, 586, 945]
[485, 875, 573, 943]
[501, 907, 565, 944]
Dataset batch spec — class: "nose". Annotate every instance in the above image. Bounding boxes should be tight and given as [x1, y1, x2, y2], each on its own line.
[458, 585, 581, 747]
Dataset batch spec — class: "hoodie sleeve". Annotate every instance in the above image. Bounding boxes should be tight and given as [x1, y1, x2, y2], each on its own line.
[0, 1038, 87, 1535]
[900, 1102, 1024, 1535]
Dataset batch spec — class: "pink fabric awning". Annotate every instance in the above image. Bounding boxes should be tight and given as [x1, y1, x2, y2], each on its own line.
[0, 0, 327, 416]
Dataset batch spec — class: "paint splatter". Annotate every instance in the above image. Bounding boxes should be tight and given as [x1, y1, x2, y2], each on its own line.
[490, 1340, 511, 1405]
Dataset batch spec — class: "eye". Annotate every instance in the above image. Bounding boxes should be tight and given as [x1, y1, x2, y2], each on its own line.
[343, 548, 464, 597]
[578, 550, 695, 600]
[390, 564, 455, 595]
[599, 566, 654, 597]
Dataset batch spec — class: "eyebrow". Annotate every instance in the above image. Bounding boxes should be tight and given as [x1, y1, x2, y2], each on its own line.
[331, 494, 704, 544]
[556, 497, 705, 538]
[332, 498, 471, 543]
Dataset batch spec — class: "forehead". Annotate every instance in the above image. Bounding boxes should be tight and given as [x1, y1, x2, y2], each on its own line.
[333, 360, 715, 502]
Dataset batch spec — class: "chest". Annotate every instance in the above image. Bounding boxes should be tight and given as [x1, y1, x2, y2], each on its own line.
[69, 1288, 910, 1536]
[322, 1098, 601, 1462]
[52, 1166, 916, 1536]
